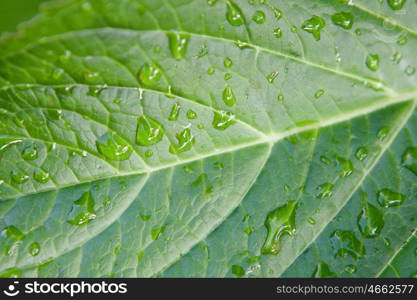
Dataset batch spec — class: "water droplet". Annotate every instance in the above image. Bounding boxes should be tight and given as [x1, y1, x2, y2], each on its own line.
[52, 68, 65, 80]
[357, 202, 384, 238]
[235, 40, 251, 49]
[355, 147, 368, 161]
[145, 150, 153, 158]
[388, 0, 406, 10]
[169, 128, 195, 154]
[231, 265, 245, 277]
[0, 268, 21, 278]
[377, 189, 406, 207]
[262, 200, 297, 255]
[402, 147, 417, 176]
[344, 265, 357, 274]
[301, 15, 326, 41]
[151, 225, 166, 240]
[317, 183, 334, 199]
[11, 168, 29, 184]
[377, 127, 389, 140]
[405, 65, 416, 76]
[96, 132, 132, 161]
[136, 115, 164, 146]
[21, 144, 38, 160]
[207, 67, 215, 75]
[168, 102, 181, 121]
[224, 57, 233, 68]
[29, 242, 40, 256]
[222, 85, 236, 106]
[1, 225, 25, 240]
[366, 54, 380, 72]
[308, 217, 317, 225]
[330, 230, 366, 259]
[277, 94, 285, 101]
[266, 71, 279, 83]
[272, 7, 282, 19]
[314, 89, 325, 99]
[226, 0, 245, 26]
[67, 192, 96, 226]
[207, 0, 217, 6]
[273, 27, 282, 38]
[167, 32, 190, 60]
[252, 10, 266, 24]
[212, 111, 236, 130]
[312, 262, 336, 278]
[141, 215, 151, 221]
[224, 73, 232, 81]
[34, 169, 50, 184]
[336, 157, 354, 177]
[397, 34, 408, 45]
[138, 63, 162, 88]
[331, 12, 354, 29]
[192, 173, 207, 186]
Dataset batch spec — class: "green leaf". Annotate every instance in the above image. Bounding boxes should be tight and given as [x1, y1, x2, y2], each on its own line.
[0, 0, 416, 278]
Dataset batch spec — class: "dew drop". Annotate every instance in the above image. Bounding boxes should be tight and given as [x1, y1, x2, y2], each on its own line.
[167, 32, 190, 60]
[231, 265, 245, 277]
[11, 168, 29, 184]
[34, 169, 50, 184]
[96, 132, 132, 161]
[387, 0, 406, 10]
[330, 230, 366, 259]
[357, 202, 384, 238]
[222, 86, 236, 106]
[21, 144, 38, 160]
[344, 264, 357, 274]
[405, 65, 416, 76]
[168, 102, 181, 121]
[151, 226, 166, 240]
[137, 63, 162, 88]
[207, 0, 217, 6]
[377, 189, 406, 207]
[277, 94, 285, 102]
[29, 242, 41, 256]
[272, 7, 282, 19]
[397, 34, 408, 46]
[261, 200, 297, 255]
[355, 147, 368, 161]
[187, 110, 197, 120]
[366, 54, 380, 72]
[308, 217, 317, 225]
[226, 0, 245, 27]
[224, 73, 232, 81]
[336, 157, 354, 177]
[136, 115, 164, 146]
[224, 57, 233, 68]
[314, 89, 325, 99]
[317, 183, 334, 199]
[212, 110, 236, 130]
[402, 147, 417, 176]
[273, 27, 282, 38]
[0, 268, 22, 278]
[312, 261, 336, 278]
[52, 68, 65, 80]
[377, 127, 389, 140]
[331, 12, 354, 29]
[301, 15, 326, 41]
[67, 192, 96, 226]
[169, 128, 195, 154]
[266, 71, 279, 83]
[252, 10, 266, 24]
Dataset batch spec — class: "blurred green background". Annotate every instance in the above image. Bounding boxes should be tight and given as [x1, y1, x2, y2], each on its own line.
[0, 0, 50, 33]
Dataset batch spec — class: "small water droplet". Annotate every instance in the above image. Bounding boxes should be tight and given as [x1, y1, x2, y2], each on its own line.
[138, 63, 162, 88]
[366, 54, 380, 72]
[34, 169, 50, 184]
[301, 15, 326, 41]
[96, 132, 132, 161]
[168, 102, 181, 121]
[317, 183, 334, 199]
[212, 111, 236, 130]
[308, 217, 316, 225]
[151, 225, 166, 240]
[167, 32, 190, 60]
[224, 57, 233, 68]
[377, 189, 406, 207]
[330, 230, 365, 259]
[355, 147, 368, 161]
[277, 94, 285, 101]
[169, 128, 195, 154]
[405, 65, 416, 76]
[231, 265, 245, 277]
[397, 34, 408, 45]
[331, 12, 354, 29]
[222, 85, 236, 106]
[312, 261, 336, 278]
[145, 150, 153, 158]
[29, 242, 41, 256]
[252, 10, 266, 24]
[344, 264, 357, 274]
[207, 0, 217, 6]
[11, 168, 29, 184]
[22, 144, 38, 160]
[266, 71, 279, 83]
[273, 27, 282, 38]
[224, 73, 232, 81]
[402, 147, 417, 176]
[187, 110, 197, 120]
[377, 127, 389, 140]
[0, 268, 22, 278]
[336, 157, 354, 177]
[357, 202, 384, 238]
[136, 115, 164, 146]
[387, 0, 406, 10]
[226, 0, 245, 26]
[67, 192, 96, 226]
[52, 68, 65, 80]
[262, 200, 297, 255]
[314, 89, 325, 99]
[272, 7, 282, 19]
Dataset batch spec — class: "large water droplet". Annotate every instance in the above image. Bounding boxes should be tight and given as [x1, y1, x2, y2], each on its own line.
[136, 115, 164, 146]
[138, 63, 162, 88]
[387, 0, 406, 10]
[262, 200, 297, 255]
[169, 128, 195, 154]
[355, 147, 368, 161]
[222, 85, 236, 106]
[366, 54, 380, 72]
[312, 262, 336, 278]
[167, 32, 190, 60]
[330, 230, 366, 259]
[11, 168, 29, 184]
[252, 10, 266, 24]
[402, 147, 417, 176]
[96, 132, 132, 161]
[331, 12, 354, 29]
[67, 192, 97, 226]
[21, 144, 38, 160]
[212, 111, 236, 130]
[226, 0, 245, 26]
[357, 202, 384, 238]
[301, 16, 326, 41]
[34, 169, 50, 184]
[377, 189, 406, 208]
[336, 157, 354, 177]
